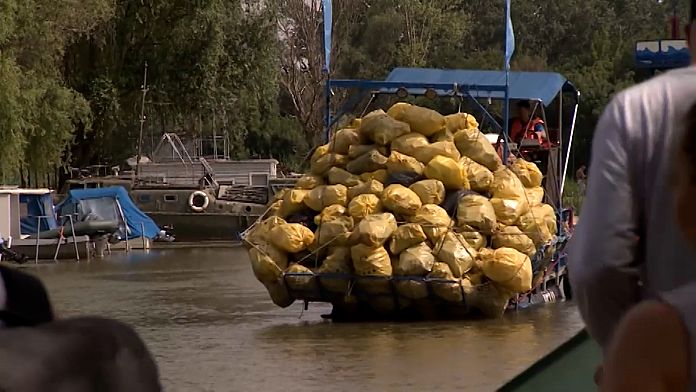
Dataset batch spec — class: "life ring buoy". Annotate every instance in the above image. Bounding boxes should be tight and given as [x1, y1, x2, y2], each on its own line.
[188, 191, 210, 213]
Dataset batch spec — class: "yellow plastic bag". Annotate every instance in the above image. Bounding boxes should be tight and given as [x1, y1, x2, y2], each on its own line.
[249, 240, 288, 276]
[445, 112, 479, 132]
[518, 210, 555, 247]
[479, 248, 532, 293]
[533, 204, 558, 234]
[491, 197, 530, 226]
[492, 225, 536, 256]
[459, 225, 487, 250]
[353, 212, 398, 246]
[428, 263, 463, 303]
[511, 159, 543, 188]
[433, 232, 477, 278]
[382, 184, 423, 216]
[386, 151, 425, 175]
[387, 102, 446, 137]
[331, 128, 361, 155]
[263, 280, 295, 308]
[453, 128, 503, 171]
[395, 242, 436, 276]
[314, 204, 347, 225]
[388, 223, 427, 255]
[460, 156, 494, 193]
[395, 280, 429, 300]
[391, 132, 430, 156]
[456, 194, 497, 233]
[431, 129, 454, 142]
[414, 141, 461, 164]
[269, 223, 315, 253]
[249, 247, 284, 285]
[360, 112, 410, 145]
[429, 262, 454, 279]
[524, 186, 544, 206]
[315, 215, 354, 246]
[278, 189, 310, 218]
[491, 168, 526, 200]
[360, 169, 388, 184]
[327, 167, 361, 187]
[295, 175, 324, 190]
[351, 244, 392, 276]
[348, 180, 384, 200]
[424, 155, 470, 190]
[310, 144, 330, 165]
[346, 149, 389, 175]
[318, 246, 352, 274]
[347, 118, 361, 129]
[305, 185, 348, 211]
[310, 153, 348, 175]
[247, 216, 287, 245]
[348, 144, 388, 159]
[348, 194, 383, 221]
[409, 179, 446, 205]
[284, 263, 317, 289]
[410, 204, 452, 244]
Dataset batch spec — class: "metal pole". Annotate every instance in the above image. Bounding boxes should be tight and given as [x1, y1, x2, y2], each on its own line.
[141, 222, 146, 250]
[558, 92, 564, 212]
[502, 0, 513, 164]
[35, 216, 41, 264]
[135, 62, 149, 177]
[67, 215, 80, 262]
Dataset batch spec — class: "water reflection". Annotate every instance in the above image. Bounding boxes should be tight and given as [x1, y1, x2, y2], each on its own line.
[27, 248, 583, 391]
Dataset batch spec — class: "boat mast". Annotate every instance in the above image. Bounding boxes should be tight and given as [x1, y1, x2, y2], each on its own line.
[135, 62, 149, 177]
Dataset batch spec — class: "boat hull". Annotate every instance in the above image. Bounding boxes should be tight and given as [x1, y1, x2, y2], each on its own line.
[499, 329, 601, 391]
[10, 236, 93, 261]
[147, 212, 259, 241]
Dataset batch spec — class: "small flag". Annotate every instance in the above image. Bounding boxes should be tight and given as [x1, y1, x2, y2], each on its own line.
[504, 0, 515, 70]
[322, 0, 333, 73]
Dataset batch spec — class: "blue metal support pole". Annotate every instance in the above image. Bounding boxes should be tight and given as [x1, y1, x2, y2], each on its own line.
[322, 0, 333, 143]
[502, 0, 514, 164]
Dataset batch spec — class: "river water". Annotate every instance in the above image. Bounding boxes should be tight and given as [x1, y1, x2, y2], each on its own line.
[26, 248, 584, 391]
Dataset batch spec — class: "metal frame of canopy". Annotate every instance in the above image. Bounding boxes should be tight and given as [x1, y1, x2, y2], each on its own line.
[325, 70, 581, 206]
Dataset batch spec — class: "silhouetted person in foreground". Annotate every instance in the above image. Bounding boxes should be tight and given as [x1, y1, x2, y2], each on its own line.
[0, 265, 161, 391]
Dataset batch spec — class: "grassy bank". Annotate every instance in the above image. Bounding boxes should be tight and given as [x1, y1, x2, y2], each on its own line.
[562, 178, 584, 214]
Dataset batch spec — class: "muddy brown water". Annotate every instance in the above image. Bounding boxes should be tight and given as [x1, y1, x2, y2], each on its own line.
[22, 248, 584, 391]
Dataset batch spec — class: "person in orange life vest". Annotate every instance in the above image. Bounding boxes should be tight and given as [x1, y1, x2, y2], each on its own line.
[509, 100, 547, 145]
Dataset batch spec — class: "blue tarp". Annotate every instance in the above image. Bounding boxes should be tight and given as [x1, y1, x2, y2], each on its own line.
[382, 68, 575, 107]
[19, 193, 59, 235]
[56, 186, 160, 239]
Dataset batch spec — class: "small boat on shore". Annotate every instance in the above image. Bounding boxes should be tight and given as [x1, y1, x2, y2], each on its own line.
[0, 187, 97, 261]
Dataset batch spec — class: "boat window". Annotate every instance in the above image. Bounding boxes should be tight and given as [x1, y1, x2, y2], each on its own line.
[138, 194, 152, 203]
[250, 173, 269, 186]
[164, 194, 178, 202]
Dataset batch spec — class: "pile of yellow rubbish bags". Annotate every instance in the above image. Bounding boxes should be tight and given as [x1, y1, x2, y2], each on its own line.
[244, 102, 557, 317]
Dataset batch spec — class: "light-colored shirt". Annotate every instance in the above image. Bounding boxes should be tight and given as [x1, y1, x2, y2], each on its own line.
[568, 66, 696, 388]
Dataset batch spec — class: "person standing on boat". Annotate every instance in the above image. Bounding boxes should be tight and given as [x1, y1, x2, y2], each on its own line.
[568, 2, 696, 388]
[509, 100, 547, 145]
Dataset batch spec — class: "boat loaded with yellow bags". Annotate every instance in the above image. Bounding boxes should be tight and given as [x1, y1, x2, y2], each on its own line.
[241, 65, 580, 320]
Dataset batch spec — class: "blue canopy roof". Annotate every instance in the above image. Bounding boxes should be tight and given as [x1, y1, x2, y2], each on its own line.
[382, 68, 574, 107]
[56, 186, 160, 239]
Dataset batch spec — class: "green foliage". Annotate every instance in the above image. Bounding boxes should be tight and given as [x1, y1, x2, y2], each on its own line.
[0, 0, 691, 183]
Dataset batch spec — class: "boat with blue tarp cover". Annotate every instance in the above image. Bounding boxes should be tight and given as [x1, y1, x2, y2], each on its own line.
[56, 186, 163, 242]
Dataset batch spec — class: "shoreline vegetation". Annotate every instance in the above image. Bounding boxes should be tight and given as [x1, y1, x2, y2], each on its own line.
[0, 0, 687, 187]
